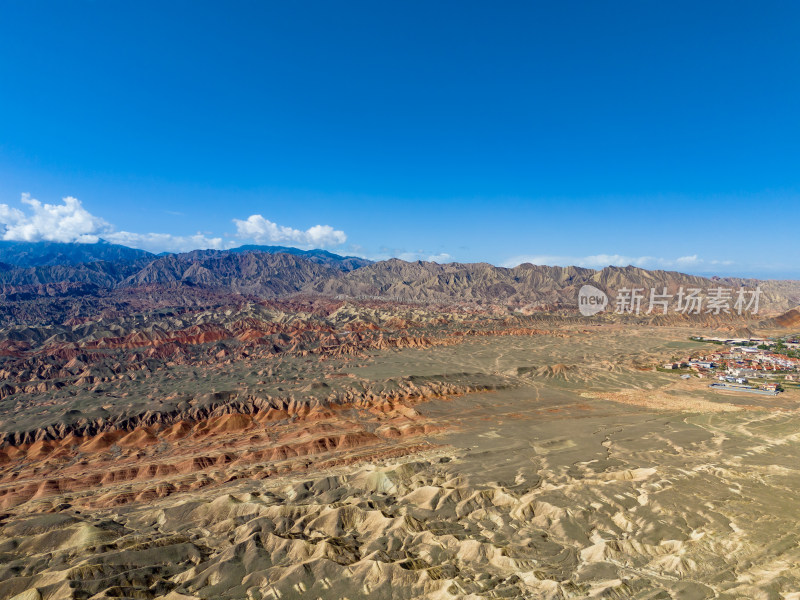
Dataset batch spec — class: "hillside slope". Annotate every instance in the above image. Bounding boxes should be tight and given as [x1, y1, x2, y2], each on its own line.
[307, 259, 800, 314]
[0, 240, 154, 267]
[0, 243, 796, 322]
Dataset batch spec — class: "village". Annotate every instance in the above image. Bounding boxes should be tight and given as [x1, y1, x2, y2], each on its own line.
[661, 335, 800, 396]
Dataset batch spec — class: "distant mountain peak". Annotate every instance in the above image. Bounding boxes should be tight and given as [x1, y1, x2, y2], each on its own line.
[0, 240, 155, 267]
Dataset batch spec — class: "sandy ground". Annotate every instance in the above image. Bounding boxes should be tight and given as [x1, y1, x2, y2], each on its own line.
[3, 325, 800, 599]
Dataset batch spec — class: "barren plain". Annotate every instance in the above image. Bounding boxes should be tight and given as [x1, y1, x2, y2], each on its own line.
[2, 297, 800, 600]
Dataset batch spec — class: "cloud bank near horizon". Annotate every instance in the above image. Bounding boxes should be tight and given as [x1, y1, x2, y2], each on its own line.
[501, 253, 734, 271]
[0, 195, 348, 253]
[233, 215, 346, 248]
[0, 194, 111, 244]
[0, 195, 765, 275]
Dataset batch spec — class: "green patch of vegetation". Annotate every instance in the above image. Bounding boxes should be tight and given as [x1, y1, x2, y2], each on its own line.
[689, 337, 724, 345]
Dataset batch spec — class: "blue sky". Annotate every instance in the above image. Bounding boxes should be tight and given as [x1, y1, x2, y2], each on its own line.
[1, 1, 798, 277]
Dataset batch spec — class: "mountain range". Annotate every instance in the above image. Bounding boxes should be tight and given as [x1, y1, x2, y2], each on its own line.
[0, 240, 371, 269]
[0, 240, 153, 267]
[0, 241, 798, 324]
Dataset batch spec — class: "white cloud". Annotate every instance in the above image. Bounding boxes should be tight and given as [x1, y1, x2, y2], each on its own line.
[0, 194, 111, 243]
[0, 195, 351, 254]
[104, 231, 229, 254]
[676, 255, 699, 265]
[0, 194, 227, 253]
[501, 254, 734, 271]
[396, 251, 454, 263]
[233, 215, 346, 248]
[355, 246, 456, 263]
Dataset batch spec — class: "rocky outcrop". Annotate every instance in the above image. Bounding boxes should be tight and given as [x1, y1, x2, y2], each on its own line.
[0, 376, 505, 446]
[776, 306, 800, 327]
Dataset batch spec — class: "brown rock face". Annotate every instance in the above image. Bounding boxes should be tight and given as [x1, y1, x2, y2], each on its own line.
[0, 378, 458, 510]
[0, 248, 798, 329]
[776, 307, 800, 327]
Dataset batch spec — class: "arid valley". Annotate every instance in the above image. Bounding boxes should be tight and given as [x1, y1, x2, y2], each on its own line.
[1, 253, 800, 600]
[4, 4, 800, 597]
